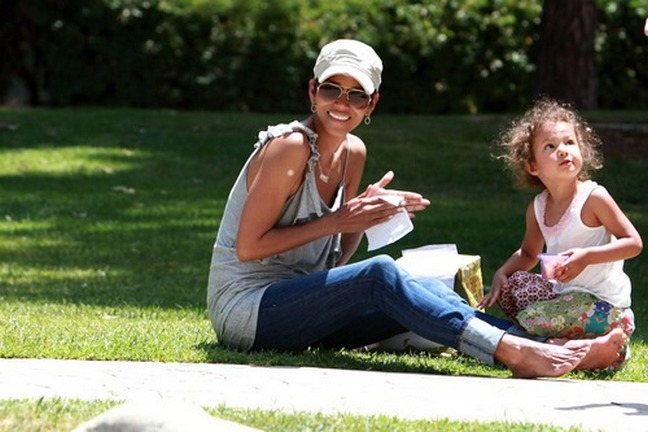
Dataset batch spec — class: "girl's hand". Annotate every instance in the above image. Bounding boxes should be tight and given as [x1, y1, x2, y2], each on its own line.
[554, 249, 587, 282]
[479, 271, 508, 309]
[363, 171, 430, 217]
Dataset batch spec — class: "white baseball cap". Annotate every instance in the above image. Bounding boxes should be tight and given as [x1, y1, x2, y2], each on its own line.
[313, 39, 383, 94]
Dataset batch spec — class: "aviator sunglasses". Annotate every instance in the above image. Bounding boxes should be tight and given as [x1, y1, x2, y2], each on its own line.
[316, 82, 372, 109]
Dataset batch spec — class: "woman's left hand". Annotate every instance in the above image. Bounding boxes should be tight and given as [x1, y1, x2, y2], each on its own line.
[363, 171, 430, 217]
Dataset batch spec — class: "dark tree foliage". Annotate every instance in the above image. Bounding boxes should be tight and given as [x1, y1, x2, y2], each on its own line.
[1, 0, 646, 113]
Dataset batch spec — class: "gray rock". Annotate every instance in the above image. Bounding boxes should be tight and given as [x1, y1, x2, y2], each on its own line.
[73, 399, 261, 432]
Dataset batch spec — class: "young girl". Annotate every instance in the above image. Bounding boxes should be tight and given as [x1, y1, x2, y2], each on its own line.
[479, 98, 643, 370]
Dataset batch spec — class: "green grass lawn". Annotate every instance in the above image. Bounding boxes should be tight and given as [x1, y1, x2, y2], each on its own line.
[0, 398, 583, 432]
[0, 107, 646, 430]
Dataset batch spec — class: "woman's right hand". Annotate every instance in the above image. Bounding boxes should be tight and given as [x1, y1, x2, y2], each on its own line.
[334, 193, 403, 233]
[361, 171, 430, 217]
[334, 171, 430, 233]
[361, 170, 395, 198]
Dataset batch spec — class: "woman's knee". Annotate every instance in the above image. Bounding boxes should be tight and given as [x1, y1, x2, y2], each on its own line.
[362, 254, 395, 268]
[363, 254, 399, 277]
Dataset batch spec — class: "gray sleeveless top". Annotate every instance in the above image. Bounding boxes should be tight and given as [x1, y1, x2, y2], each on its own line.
[206, 121, 348, 351]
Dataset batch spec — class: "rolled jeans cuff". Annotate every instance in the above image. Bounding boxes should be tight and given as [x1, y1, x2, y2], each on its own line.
[458, 317, 506, 366]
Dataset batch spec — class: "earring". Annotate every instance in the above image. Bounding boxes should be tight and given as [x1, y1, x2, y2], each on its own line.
[364, 114, 371, 125]
[310, 103, 317, 113]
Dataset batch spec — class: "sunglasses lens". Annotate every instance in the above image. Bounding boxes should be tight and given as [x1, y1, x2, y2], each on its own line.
[318, 84, 342, 101]
[348, 91, 371, 108]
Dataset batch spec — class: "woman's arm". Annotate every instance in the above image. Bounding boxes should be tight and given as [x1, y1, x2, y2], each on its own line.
[236, 132, 335, 261]
[236, 133, 409, 262]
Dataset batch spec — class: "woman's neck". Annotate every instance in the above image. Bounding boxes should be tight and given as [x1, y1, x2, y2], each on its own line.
[306, 115, 347, 152]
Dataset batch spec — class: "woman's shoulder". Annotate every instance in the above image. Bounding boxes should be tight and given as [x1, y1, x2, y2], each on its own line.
[262, 132, 311, 166]
[346, 132, 368, 155]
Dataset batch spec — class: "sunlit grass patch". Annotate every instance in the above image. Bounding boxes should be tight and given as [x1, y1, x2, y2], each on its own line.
[0, 146, 148, 176]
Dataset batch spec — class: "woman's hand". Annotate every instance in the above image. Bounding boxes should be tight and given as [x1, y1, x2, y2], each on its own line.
[334, 194, 403, 233]
[332, 171, 429, 233]
[362, 171, 430, 217]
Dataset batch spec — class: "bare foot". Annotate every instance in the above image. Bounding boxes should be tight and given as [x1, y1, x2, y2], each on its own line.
[568, 328, 627, 371]
[495, 334, 590, 378]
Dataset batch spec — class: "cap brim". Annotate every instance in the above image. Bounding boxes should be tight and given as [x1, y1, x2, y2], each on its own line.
[318, 66, 375, 94]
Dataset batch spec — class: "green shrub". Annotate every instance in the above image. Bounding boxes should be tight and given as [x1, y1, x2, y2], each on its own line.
[596, 1, 648, 109]
[2, 0, 647, 113]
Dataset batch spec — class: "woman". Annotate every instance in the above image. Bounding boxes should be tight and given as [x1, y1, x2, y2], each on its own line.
[207, 39, 623, 377]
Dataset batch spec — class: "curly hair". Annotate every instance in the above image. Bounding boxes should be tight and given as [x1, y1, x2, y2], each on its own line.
[495, 98, 603, 190]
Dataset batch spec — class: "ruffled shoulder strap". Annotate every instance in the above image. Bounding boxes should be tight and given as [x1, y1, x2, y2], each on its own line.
[254, 121, 319, 172]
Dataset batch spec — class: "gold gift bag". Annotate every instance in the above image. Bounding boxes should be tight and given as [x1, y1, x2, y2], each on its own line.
[453, 255, 484, 308]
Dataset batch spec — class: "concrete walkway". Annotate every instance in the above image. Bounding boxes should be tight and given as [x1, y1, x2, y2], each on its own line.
[1, 358, 647, 431]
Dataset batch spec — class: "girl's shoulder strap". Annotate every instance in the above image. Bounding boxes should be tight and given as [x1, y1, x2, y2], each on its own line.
[575, 180, 602, 208]
[533, 189, 549, 221]
[581, 179, 600, 194]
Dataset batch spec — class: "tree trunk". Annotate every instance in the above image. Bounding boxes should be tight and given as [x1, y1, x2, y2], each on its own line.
[1, 0, 49, 106]
[535, 0, 597, 109]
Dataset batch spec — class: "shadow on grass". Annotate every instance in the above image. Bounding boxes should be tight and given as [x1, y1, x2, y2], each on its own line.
[193, 340, 510, 377]
[0, 175, 218, 309]
[0, 109, 261, 310]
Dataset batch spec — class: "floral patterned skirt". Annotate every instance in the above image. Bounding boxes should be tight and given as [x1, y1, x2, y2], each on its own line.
[498, 271, 635, 371]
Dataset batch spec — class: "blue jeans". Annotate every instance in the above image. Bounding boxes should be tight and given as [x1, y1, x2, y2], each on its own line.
[253, 255, 518, 365]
